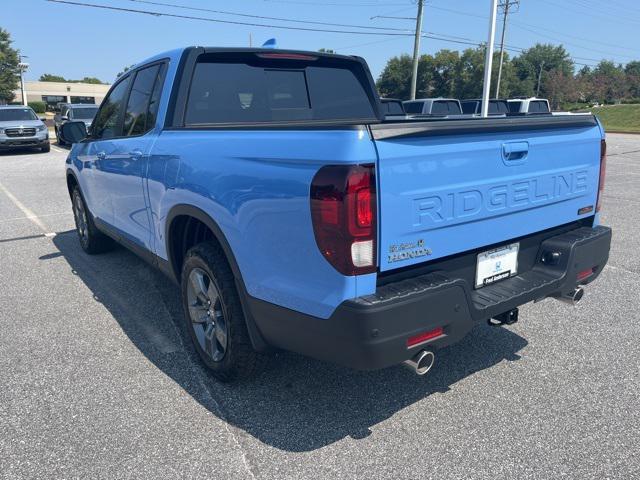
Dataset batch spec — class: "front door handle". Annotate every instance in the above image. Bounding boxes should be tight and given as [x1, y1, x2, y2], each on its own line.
[96, 151, 106, 160]
[129, 149, 143, 159]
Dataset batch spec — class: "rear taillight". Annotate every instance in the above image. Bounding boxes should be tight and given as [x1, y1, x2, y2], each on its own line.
[310, 164, 377, 275]
[596, 139, 607, 212]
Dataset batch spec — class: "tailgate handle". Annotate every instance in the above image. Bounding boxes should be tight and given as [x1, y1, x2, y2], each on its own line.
[502, 142, 529, 163]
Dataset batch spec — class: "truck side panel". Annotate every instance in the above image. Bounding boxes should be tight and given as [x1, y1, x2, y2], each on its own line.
[147, 128, 379, 318]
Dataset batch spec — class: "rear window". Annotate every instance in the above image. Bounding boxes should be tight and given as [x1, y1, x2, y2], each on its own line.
[529, 100, 550, 113]
[431, 101, 461, 115]
[381, 100, 404, 115]
[461, 101, 478, 114]
[184, 55, 376, 125]
[403, 102, 423, 114]
[508, 101, 522, 113]
[489, 101, 509, 114]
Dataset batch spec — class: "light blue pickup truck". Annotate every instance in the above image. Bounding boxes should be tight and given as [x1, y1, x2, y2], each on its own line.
[62, 47, 611, 381]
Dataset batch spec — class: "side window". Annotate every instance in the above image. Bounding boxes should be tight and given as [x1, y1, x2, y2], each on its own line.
[92, 77, 131, 140]
[404, 102, 422, 114]
[123, 64, 165, 137]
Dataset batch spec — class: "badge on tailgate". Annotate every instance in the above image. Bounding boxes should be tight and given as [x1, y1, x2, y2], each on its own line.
[475, 243, 519, 288]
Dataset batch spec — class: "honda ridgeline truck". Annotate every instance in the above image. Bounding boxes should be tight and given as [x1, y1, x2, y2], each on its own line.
[62, 48, 611, 381]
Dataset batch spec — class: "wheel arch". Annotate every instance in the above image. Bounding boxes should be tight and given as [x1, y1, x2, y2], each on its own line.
[165, 204, 269, 351]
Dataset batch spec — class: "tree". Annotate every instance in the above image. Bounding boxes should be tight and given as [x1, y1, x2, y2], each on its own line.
[512, 43, 573, 97]
[591, 60, 628, 103]
[624, 61, 640, 99]
[117, 64, 135, 78]
[80, 76, 104, 84]
[0, 27, 19, 104]
[39, 73, 67, 82]
[376, 54, 413, 99]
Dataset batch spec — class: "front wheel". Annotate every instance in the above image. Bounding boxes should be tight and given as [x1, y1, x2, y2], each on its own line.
[40, 143, 50, 153]
[181, 241, 258, 382]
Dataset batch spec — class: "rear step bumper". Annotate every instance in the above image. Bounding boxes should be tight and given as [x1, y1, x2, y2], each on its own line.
[248, 225, 611, 371]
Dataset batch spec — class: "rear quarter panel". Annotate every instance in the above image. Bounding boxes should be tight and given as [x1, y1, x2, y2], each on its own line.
[148, 128, 379, 318]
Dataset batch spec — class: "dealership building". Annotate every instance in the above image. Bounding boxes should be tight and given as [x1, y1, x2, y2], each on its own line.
[12, 81, 112, 110]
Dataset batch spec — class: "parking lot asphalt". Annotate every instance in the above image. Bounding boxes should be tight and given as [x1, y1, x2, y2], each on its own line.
[0, 136, 638, 479]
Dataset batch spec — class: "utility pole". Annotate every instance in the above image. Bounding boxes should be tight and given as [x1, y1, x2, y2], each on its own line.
[495, 0, 519, 99]
[18, 55, 29, 106]
[410, 0, 424, 100]
[481, 0, 499, 117]
[536, 60, 545, 96]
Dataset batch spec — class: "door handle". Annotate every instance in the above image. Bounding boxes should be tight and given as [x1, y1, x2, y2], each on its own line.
[502, 142, 529, 163]
[129, 149, 143, 159]
[96, 151, 106, 160]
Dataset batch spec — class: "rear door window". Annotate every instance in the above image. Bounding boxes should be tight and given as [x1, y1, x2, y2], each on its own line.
[123, 63, 166, 136]
[184, 56, 376, 125]
[489, 101, 509, 114]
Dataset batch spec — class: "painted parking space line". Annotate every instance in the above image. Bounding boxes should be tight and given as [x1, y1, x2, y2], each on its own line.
[0, 180, 57, 236]
[51, 145, 65, 153]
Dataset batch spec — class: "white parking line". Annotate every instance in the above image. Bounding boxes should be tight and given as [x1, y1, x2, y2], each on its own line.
[0, 180, 50, 232]
[51, 145, 64, 153]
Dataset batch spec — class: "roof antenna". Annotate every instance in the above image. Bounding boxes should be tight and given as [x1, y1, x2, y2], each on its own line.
[262, 38, 277, 48]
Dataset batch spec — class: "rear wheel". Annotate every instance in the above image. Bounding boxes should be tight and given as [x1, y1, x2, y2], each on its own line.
[71, 187, 114, 254]
[181, 241, 258, 382]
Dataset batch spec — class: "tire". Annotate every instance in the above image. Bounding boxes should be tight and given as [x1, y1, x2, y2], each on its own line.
[71, 186, 114, 254]
[181, 241, 258, 382]
[56, 127, 65, 146]
[40, 143, 50, 153]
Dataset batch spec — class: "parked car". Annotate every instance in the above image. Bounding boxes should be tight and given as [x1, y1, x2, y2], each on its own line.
[0, 106, 50, 153]
[403, 98, 463, 116]
[461, 99, 509, 115]
[61, 47, 611, 381]
[55, 104, 99, 145]
[380, 98, 407, 120]
[507, 97, 550, 114]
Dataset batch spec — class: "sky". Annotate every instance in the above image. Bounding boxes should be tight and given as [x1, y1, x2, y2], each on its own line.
[3, 0, 640, 84]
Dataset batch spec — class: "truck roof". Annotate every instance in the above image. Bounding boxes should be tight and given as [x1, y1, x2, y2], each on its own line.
[131, 46, 362, 73]
[0, 105, 35, 110]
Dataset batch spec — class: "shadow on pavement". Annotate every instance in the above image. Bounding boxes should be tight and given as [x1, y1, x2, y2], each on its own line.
[50, 230, 528, 452]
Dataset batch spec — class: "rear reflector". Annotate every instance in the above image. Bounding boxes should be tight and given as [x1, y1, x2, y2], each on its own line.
[407, 327, 444, 348]
[596, 139, 607, 212]
[577, 268, 594, 281]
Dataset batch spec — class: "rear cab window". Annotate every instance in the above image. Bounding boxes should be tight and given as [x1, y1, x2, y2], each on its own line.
[403, 102, 423, 114]
[381, 101, 405, 115]
[529, 100, 550, 113]
[431, 101, 461, 115]
[183, 52, 378, 126]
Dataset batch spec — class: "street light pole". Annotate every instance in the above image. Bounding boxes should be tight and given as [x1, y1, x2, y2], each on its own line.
[409, 0, 424, 100]
[495, 1, 519, 98]
[18, 55, 29, 106]
[481, 0, 499, 117]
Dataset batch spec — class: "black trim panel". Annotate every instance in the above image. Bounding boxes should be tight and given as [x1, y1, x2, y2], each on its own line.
[245, 224, 612, 370]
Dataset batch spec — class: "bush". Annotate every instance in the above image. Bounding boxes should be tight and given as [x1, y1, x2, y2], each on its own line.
[28, 101, 46, 113]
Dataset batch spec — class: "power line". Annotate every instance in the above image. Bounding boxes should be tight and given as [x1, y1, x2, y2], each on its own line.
[128, 0, 415, 33]
[45, 0, 616, 68]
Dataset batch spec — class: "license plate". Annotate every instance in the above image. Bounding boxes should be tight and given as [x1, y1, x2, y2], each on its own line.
[475, 243, 519, 288]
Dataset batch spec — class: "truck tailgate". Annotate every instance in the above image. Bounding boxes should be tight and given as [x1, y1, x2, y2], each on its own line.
[371, 116, 603, 272]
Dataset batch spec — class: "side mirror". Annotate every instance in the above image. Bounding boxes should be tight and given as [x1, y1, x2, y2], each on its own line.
[61, 116, 69, 121]
[39, 117, 47, 123]
[60, 121, 88, 145]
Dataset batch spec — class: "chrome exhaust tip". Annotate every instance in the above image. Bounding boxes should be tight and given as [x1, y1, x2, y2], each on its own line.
[555, 287, 584, 305]
[403, 350, 435, 376]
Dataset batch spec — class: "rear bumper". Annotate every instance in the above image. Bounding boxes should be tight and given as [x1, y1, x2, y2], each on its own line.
[249, 224, 612, 370]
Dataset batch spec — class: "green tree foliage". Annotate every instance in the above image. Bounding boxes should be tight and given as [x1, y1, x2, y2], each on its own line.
[39, 73, 67, 82]
[39, 73, 106, 84]
[0, 27, 19, 104]
[28, 100, 46, 113]
[376, 42, 639, 107]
